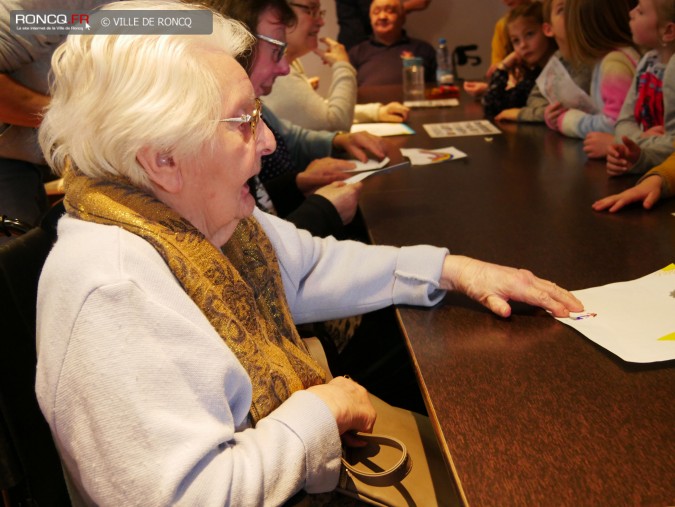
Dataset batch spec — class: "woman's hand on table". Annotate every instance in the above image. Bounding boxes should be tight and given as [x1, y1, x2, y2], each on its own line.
[377, 102, 410, 122]
[333, 131, 389, 162]
[439, 255, 583, 318]
[592, 174, 663, 213]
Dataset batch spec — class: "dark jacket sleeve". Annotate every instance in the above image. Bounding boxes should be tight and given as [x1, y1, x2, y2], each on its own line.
[262, 174, 344, 238]
[284, 195, 344, 238]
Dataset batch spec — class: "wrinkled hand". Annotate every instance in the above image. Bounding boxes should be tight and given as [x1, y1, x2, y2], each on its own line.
[297, 157, 355, 194]
[315, 181, 363, 224]
[333, 131, 388, 162]
[315, 37, 349, 66]
[592, 174, 663, 213]
[440, 255, 583, 318]
[606, 136, 641, 176]
[307, 376, 376, 441]
[583, 132, 614, 159]
[377, 101, 409, 122]
[544, 102, 567, 132]
[495, 108, 520, 122]
[463, 81, 488, 98]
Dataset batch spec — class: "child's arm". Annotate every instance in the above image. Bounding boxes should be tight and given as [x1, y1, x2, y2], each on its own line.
[482, 53, 520, 118]
[515, 82, 548, 123]
[593, 150, 675, 212]
[621, 54, 675, 174]
[607, 136, 641, 176]
[558, 50, 637, 138]
[614, 52, 651, 144]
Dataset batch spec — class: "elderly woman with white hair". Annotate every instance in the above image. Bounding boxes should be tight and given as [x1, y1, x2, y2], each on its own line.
[35, 1, 582, 505]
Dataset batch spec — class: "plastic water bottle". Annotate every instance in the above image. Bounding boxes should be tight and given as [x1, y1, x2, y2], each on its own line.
[435, 38, 453, 85]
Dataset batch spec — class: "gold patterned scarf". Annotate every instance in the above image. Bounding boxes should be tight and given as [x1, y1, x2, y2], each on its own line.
[63, 166, 326, 423]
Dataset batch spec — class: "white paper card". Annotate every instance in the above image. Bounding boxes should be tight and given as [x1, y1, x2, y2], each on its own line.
[423, 120, 501, 138]
[403, 98, 459, 108]
[344, 161, 409, 184]
[400, 147, 467, 165]
[344, 157, 390, 172]
[535, 56, 598, 113]
[555, 265, 675, 363]
[350, 123, 415, 136]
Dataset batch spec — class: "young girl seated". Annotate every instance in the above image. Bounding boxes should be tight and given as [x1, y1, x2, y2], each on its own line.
[482, 2, 557, 118]
[544, 0, 640, 159]
[607, 0, 675, 175]
[464, 0, 532, 98]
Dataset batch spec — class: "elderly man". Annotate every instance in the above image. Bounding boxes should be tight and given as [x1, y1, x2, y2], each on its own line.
[348, 0, 436, 86]
[336, 0, 431, 50]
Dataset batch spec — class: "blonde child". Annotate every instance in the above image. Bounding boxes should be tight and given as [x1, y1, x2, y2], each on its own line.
[482, 2, 557, 117]
[493, 0, 593, 122]
[463, 0, 532, 98]
[544, 0, 640, 159]
[606, 0, 675, 176]
[491, 0, 533, 69]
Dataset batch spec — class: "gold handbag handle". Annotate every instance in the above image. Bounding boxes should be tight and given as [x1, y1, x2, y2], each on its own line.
[341, 433, 412, 487]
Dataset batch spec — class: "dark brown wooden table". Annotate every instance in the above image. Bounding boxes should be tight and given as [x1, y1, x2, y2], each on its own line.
[357, 86, 675, 506]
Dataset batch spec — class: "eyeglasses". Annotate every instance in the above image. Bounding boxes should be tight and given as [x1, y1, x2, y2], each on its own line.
[220, 98, 262, 138]
[290, 2, 326, 19]
[255, 33, 288, 64]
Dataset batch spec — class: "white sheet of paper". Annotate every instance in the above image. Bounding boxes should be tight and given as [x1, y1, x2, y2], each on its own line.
[423, 120, 501, 138]
[400, 147, 467, 165]
[403, 98, 459, 108]
[535, 56, 598, 113]
[555, 265, 675, 363]
[344, 160, 409, 184]
[350, 123, 415, 136]
[344, 170, 378, 184]
[344, 157, 390, 172]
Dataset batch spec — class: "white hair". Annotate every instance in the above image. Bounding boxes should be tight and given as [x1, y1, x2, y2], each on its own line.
[39, 0, 254, 190]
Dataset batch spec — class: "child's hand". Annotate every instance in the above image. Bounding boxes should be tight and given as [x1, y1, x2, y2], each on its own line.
[641, 125, 665, 137]
[501, 51, 520, 70]
[485, 62, 499, 79]
[544, 102, 566, 132]
[592, 175, 663, 213]
[583, 132, 614, 159]
[463, 81, 487, 98]
[495, 108, 521, 122]
[606, 136, 641, 176]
